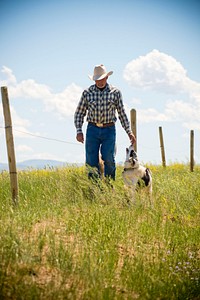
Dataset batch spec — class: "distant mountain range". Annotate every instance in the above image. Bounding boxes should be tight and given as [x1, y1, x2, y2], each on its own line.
[0, 159, 82, 171]
[0, 159, 124, 172]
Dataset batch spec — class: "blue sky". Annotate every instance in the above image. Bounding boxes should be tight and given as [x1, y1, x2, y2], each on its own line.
[0, 0, 200, 165]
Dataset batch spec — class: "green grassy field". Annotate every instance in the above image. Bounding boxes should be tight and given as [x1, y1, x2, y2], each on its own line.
[0, 164, 199, 299]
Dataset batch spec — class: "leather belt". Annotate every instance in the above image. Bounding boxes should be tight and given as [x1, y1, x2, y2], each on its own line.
[89, 122, 115, 128]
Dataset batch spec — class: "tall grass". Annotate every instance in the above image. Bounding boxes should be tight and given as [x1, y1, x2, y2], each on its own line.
[0, 164, 199, 299]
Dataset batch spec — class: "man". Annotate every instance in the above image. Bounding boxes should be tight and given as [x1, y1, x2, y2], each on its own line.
[74, 64, 136, 180]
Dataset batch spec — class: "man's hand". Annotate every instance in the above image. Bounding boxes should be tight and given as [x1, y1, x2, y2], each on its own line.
[76, 133, 84, 143]
[128, 132, 136, 145]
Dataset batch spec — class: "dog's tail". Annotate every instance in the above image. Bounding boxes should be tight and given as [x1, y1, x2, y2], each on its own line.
[137, 168, 152, 188]
[99, 144, 117, 178]
[99, 155, 104, 179]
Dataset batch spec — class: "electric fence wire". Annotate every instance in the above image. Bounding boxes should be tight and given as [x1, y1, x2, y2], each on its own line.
[0, 125, 81, 146]
[0, 125, 197, 159]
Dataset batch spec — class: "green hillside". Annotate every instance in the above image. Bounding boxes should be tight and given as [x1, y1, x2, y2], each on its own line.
[0, 165, 199, 299]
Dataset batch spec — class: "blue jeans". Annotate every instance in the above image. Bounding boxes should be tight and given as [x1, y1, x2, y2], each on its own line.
[86, 123, 116, 180]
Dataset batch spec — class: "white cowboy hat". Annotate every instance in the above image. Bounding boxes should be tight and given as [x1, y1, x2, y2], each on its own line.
[88, 64, 113, 81]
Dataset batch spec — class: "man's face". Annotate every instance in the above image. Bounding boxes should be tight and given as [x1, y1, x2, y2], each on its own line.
[95, 76, 108, 88]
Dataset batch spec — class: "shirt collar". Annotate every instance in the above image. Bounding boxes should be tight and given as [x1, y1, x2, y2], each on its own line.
[90, 83, 111, 93]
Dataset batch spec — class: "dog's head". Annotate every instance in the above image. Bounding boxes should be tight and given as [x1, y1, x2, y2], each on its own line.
[124, 145, 139, 169]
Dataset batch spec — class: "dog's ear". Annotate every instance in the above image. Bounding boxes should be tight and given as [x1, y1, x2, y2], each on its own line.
[133, 150, 138, 160]
[130, 150, 134, 157]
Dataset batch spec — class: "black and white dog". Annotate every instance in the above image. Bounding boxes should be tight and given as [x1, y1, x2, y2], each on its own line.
[122, 145, 152, 202]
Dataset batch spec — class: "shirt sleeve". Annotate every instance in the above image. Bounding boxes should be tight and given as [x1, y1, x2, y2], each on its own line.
[74, 91, 88, 134]
[115, 90, 132, 135]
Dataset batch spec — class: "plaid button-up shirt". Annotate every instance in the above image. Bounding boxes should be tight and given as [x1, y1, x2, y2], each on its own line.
[74, 84, 132, 134]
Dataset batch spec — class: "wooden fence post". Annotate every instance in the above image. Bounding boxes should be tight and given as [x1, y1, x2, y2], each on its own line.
[130, 109, 137, 151]
[159, 126, 166, 167]
[190, 130, 194, 172]
[1, 86, 18, 204]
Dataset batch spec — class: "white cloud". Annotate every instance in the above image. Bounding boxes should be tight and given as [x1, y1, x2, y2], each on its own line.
[165, 100, 200, 121]
[183, 121, 200, 131]
[44, 83, 83, 118]
[0, 103, 32, 137]
[11, 79, 52, 99]
[1, 59, 200, 132]
[1, 66, 17, 85]
[137, 108, 170, 123]
[123, 49, 200, 129]
[16, 145, 33, 152]
[0, 66, 82, 118]
[10, 106, 31, 128]
[15, 151, 65, 162]
[123, 49, 189, 93]
[131, 97, 142, 105]
[137, 100, 200, 129]
[28, 152, 64, 161]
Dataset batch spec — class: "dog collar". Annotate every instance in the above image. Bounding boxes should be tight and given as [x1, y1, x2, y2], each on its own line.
[123, 167, 135, 172]
[123, 163, 139, 171]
